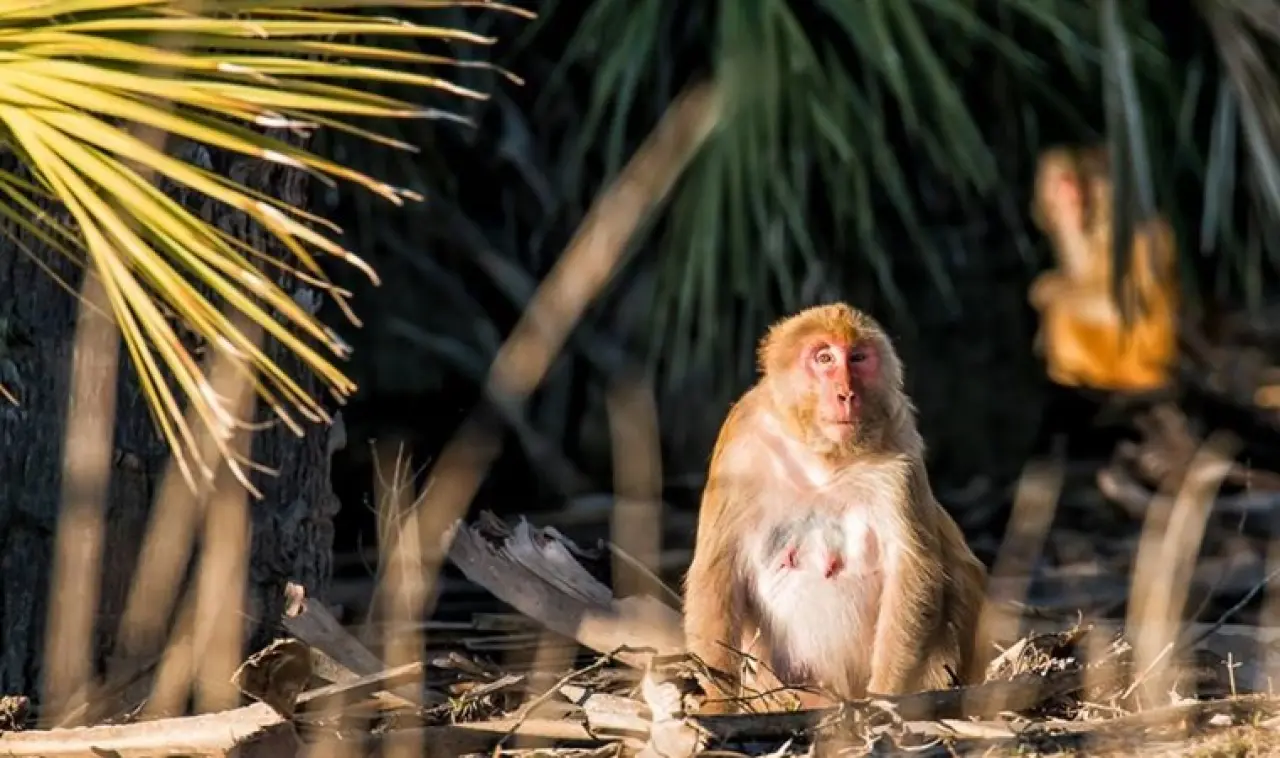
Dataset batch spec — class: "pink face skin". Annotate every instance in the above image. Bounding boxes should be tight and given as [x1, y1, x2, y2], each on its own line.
[804, 338, 879, 445]
[1046, 170, 1083, 231]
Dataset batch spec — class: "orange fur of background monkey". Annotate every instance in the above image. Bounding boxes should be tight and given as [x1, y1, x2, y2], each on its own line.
[1028, 145, 1180, 393]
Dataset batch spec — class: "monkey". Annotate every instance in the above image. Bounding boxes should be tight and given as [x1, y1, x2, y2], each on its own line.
[1027, 144, 1180, 394]
[681, 303, 989, 714]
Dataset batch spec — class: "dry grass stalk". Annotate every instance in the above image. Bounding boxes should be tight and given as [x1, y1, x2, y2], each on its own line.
[605, 375, 665, 604]
[969, 454, 1066, 717]
[190, 318, 258, 716]
[1126, 432, 1238, 712]
[42, 271, 119, 725]
[406, 75, 723, 673]
[372, 440, 428, 758]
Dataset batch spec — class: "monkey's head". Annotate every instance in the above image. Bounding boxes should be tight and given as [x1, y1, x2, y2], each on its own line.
[757, 303, 904, 458]
[1032, 145, 1111, 237]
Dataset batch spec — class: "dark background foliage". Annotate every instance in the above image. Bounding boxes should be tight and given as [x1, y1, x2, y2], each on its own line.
[306, 0, 1280, 554]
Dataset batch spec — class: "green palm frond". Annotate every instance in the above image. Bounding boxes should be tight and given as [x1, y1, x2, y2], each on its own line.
[538, 0, 1280, 402]
[0, 0, 531, 492]
[1194, 0, 1280, 302]
[1091, 0, 1280, 310]
[539, 0, 1114, 397]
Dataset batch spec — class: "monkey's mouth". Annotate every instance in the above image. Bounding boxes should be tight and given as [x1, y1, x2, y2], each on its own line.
[820, 419, 858, 440]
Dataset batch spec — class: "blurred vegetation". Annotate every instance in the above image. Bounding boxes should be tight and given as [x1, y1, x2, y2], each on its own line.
[310, 0, 1280, 497]
[10, 1, 1280, 498]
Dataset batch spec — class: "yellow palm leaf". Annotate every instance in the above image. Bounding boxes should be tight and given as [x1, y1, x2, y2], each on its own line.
[0, 0, 528, 491]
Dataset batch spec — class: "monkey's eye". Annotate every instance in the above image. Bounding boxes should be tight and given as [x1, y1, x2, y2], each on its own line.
[849, 350, 868, 364]
[815, 349, 835, 365]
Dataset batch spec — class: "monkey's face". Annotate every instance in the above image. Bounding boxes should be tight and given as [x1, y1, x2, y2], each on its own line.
[1036, 162, 1084, 235]
[783, 335, 880, 452]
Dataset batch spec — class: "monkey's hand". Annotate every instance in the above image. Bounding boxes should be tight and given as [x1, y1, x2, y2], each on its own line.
[1028, 271, 1062, 310]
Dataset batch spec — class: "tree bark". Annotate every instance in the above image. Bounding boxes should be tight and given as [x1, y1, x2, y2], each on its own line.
[0, 135, 340, 702]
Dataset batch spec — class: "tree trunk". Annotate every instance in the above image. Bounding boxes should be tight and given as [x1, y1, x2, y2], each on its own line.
[0, 136, 340, 705]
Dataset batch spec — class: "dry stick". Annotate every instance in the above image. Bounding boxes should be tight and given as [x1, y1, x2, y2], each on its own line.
[1262, 501, 1280, 693]
[606, 376, 664, 603]
[504, 628, 573, 753]
[596, 372, 672, 749]
[444, 520, 683, 666]
[376, 441, 427, 758]
[966, 453, 1064, 718]
[79, 17, 231, 723]
[296, 661, 426, 713]
[130, 321, 263, 721]
[1180, 564, 1280, 652]
[110, 320, 256, 670]
[609, 543, 683, 609]
[105, 402, 226, 713]
[141, 589, 200, 719]
[45, 20, 208, 725]
[496, 650, 621, 751]
[417, 77, 722, 660]
[190, 316, 260, 715]
[1185, 510, 1249, 627]
[42, 265, 120, 726]
[93, 34, 269, 731]
[1046, 694, 1280, 736]
[1125, 431, 1238, 715]
[280, 582, 437, 709]
[0, 702, 289, 758]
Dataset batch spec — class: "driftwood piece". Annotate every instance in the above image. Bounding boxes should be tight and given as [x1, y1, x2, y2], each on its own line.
[559, 681, 1027, 750]
[297, 661, 426, 714]
[280, 582, 443, 708]
[694, 660, 1128, 740]
[354, 718, 600, 755]
[443, 511, 1280, 695]
[232, 638, 313, 718]
[52, 654, 162, 729]
[559, 683, 652, 737]
[0, 703, 292, 757]
[444, 514, 684, 667]
[636, 673, 702, 758]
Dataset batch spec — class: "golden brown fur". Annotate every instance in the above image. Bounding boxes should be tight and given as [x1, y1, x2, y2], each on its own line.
[1028, 145, 1180, 392]
[683, 303, 988, 713]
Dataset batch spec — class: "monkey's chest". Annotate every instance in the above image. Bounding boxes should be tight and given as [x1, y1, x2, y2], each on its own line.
[746, 510, 885, 685]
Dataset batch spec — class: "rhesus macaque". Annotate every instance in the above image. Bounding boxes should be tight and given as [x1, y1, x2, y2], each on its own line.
[1028, 145, 1180, 393]
[682, 303, 988, 713]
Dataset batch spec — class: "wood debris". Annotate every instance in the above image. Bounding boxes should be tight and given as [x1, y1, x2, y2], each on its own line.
[12, 395, 1280, 758]
[0, 531, 1278, 758]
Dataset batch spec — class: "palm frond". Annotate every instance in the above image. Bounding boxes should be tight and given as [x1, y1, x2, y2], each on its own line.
[0, 0, 529, 491]
[539, 0, 1111, 397]
[1200, 0, 1280, 282]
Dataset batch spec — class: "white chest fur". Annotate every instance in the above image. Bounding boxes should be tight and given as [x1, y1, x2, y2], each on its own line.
[739, 457, 908, 693]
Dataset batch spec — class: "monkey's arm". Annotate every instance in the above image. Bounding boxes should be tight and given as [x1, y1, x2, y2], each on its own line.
[683, 491, 747, 699]
[866, 530, 947, 695]
[866, 471, 955, 696]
